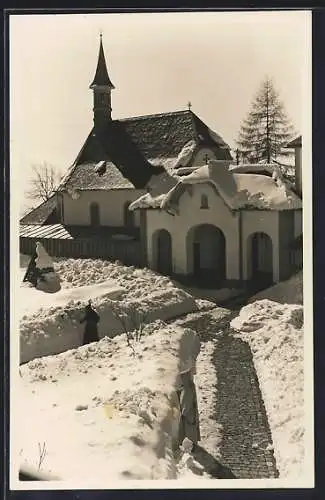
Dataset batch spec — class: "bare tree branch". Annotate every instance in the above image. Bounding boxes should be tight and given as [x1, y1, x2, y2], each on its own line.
[25, 162, 62, 205]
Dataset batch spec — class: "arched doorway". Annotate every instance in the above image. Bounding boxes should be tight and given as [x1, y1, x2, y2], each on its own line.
[249, 232, 273, 289]
[90, 202, 100, 228]
[155, 229, 172, 275]
[188, 224, 226, 286]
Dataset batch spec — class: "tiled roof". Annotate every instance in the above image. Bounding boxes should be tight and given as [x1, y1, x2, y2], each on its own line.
[60, 110, 232, 192]
[20, 195, 59, 225]
[64, 162, 135, 190]
[19, 224, 139, 240]
[286, 135, 302, 148]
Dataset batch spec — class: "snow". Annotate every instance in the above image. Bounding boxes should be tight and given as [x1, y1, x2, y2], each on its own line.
[129, 193, 166, 211]
[251, 272, 303, 305]
[229, 163, 276, 175]
[16, 255, 308, 484]
[18, 323, 184, 482]
[231, 299, 304, 478]
[19, 257, 198, 364]
[19, 280, 125, 318]
[131, 169, 179, 211]
[134, 160, 301, 212]
[174, 162, 302, 211]
[174, 140, 197, 168]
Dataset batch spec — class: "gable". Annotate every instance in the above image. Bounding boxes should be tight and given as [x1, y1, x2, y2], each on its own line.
[162, 180, 233, 216]
[59, 110, 232, 193]
[20, 195, 59, 225]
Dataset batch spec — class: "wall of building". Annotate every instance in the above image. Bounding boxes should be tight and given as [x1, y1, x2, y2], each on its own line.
[192, 148, 216, 167]
[278, 210, 296, 281]
[295, 148, 302, 197]
[294, 209, 303, 238]
[62, 189, 144, 227]
[241, 210, 280, 282]
[191, 147, 232, 168]
[146, 183, 240, 280]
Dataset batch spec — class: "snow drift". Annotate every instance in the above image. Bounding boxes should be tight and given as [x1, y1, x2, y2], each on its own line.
[18, 322, 204, 482]
[19, 257, 198, 364]
[250, 271, 303, 305]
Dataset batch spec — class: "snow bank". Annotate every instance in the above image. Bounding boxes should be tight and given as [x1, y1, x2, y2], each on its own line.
[20, 282, 197, 364]
[18, 323, 202, 482]
[231, 299, 304, 478]
[52, 258, 177, 299]
[19, 280, 125, 318]
[251, 271, 303, 305]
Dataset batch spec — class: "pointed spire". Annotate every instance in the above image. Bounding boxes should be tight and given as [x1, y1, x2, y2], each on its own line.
[90, 34, 115, 89]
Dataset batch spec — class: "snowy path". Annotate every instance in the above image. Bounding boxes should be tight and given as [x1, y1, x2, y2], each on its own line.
[177, 309, 279, 479]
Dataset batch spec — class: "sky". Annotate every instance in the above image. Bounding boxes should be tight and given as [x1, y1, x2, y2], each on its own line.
[9, 11, 311, 214]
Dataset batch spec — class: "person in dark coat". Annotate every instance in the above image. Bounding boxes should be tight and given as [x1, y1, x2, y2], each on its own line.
[80, 300, 100, 345]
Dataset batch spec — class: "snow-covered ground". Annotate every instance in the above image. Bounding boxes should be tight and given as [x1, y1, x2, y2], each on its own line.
[16, 255, 307, 484]
[231, 299, 304, 478]
[18, 322, 189, 483]
[19, 257, 198, 363]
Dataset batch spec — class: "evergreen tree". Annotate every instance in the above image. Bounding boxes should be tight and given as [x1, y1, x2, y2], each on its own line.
[237, 77, 295, 164]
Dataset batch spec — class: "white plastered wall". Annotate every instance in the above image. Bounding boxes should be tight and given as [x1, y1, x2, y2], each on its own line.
[146, 183, 240, 279]
[62, 189, 144, 226]
[241, 210, 280, 282]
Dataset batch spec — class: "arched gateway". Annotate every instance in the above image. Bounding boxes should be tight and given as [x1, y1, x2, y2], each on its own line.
[187, 224, 226, 286]
[248, 232, 273, 289]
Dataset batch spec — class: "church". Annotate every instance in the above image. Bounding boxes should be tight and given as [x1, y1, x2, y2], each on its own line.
[20, 36, 302, 289]
[21, 36, 232, 231]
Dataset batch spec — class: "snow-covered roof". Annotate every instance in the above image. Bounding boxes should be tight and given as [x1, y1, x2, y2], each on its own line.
[228, 163, 277, 175]
[129, 170, 179, 211]
[20, 195, 60, 225]
[58, 110, 232, 193]
[286, 135, 302, 148]
[131, 160, 302, 212]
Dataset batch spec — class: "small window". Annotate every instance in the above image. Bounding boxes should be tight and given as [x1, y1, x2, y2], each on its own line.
[200, 194, 209, 209]
[90, 202, 100, 227]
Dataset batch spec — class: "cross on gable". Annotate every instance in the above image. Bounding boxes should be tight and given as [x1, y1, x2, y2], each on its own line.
[187, 101, 192, 110]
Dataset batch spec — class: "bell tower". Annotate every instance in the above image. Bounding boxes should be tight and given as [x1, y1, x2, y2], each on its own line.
[89, 34, 115, 128]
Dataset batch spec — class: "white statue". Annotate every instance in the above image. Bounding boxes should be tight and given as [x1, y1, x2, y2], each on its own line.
[35, 242, 61, 293]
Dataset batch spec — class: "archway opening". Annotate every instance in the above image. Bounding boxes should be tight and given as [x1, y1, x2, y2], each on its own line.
[248, 232, 273, 290]
[187, 224, 226, 286]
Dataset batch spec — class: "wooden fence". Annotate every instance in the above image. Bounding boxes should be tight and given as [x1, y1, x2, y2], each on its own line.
[20, 236, 143, 267]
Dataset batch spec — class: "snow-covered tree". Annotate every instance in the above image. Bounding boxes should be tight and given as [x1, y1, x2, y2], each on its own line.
[236, 77, 295, 164]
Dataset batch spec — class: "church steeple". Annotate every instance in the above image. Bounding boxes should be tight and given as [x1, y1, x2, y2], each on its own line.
[90, 34, 115, 127]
